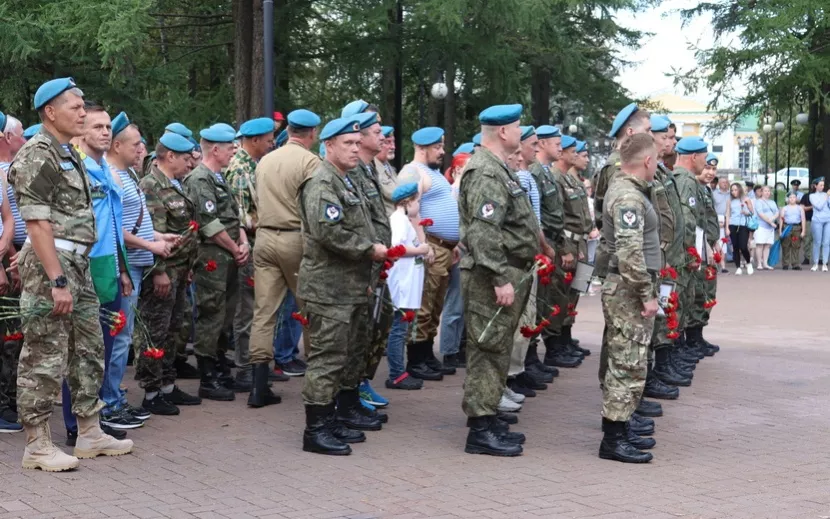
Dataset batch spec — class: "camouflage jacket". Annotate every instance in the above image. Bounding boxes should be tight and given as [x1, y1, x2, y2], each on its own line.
[297, 160, 376, 304]
[552, 165, 593, 255]
[459, 147, 540, 287]
[225, 148, 258, 234]
[699, 184, 720, 247]
[140, 166, 198, 275]
[592, 150, 621, 230]
[672, 165, 705, 251]
[184, 163, 240, 243]
[350, 159, 391, 246]
[9, 128, 96, 245]
[651, 165, 676, 254]
[529, 161, 564, 248]
[655, 164, 686, 269]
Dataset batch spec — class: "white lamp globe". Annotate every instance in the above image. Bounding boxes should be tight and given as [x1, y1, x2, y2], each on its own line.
[430, 82, 448, 100]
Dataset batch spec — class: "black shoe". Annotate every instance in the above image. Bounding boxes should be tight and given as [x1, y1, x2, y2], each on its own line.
[424, 346, 456, 375]
[629, 416, 655, 436]
[574, 344, 591, 356]
[165, 386, 202, 406]
[278, 359, 307, 377]
[793, 266, 802, 271]
[631, 412, 654, 429]
[356, 398, 388, 424]
[497, 411, 518, 425]
[525, 363, 554, 383]
[127, 347, 135, 366]
[464, 416, 523, 456]
[248, 362, 282, 407]
[544, 350, 581, 368]
[507, 377, 536, 398]
[385, 373, 423, 390]
[123, 403, 151, 421]
[100, 409, 144, 429]
[644, 373, 680, 400]
[293, 357, 308, 369]
[517, 371, 547, 390]
[269, 366, 290, 382]
[626, 422, 656, 449]
[802, 258, 810, 265]
[563, 341, 585, 360]
[0, 407, 17, 423]
[635, 399, 663, 418]
[303, 404, 351, 456]
[599, 419, 652, 463]
[530, 360, 559, 375]
[233, 366, 253, 393]
[407, 361, 443, 381]
[782, 265, 789, 270]
[443, 352, 466, 369]
[486, 416, 526, 445]
[143, 394, 180, 416]
[101, 423, 127, 439]
[197, 357, 235, 401]
[66, 428, 77, 447]
[336, 390, 382, 431]
[327, 415, 366, 444]
[174, 358, 201, 379]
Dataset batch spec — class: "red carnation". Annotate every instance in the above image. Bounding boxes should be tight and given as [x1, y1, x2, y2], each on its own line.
[791, 235, 799, 243]
[550, 304, 561, 316]
[563, 272, 574, 284]
[539, 275, 551, 286]
[520, 326, 536, 338]
[387, 244, 407, 259]
[401, 310, 416, 322]
[291, 312, 310, 327]
[539, 318, 551, 328]
[418, 218, 434, 227]
[379, 270, 388, 280]
[205, 260, 218, 272]
[188, 220, 199, 233]
[721, 237, 729, 245]
[383, 260, 393, 270]
[109, 310, 127, 337]
[567, 303, 577, 317]
[667, 331, 680, 340]
[705, 265, 717, 281]
[10, 332, 23, 341]
[246, 277, 255, 287]
[713, 251, 723, 263]
[660, 267, 678, 280]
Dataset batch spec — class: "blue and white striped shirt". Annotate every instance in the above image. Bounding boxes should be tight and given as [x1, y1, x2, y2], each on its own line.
[0, 162, 24, 244]
[116, 169, 155, 267]
[412, 163, 460, 242]
[517, 170, 541, 223]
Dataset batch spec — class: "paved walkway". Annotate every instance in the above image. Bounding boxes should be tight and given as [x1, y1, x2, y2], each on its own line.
[0, 272, 829, 519]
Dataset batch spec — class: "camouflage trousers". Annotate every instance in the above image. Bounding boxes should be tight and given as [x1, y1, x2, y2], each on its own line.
[134, 267, 189, 392]
[599, 274, 655, 422]
[781, 225, 803, 268]
[509, 277, 537, 377]
[16, 245, 104, 426]
[363, 278, 394, 381]
[413, 239, 454, 343]
[301, 301, 370, 406]
[675, 268, 695, 333]
[233, 255, 254, 368]
[546, 239, 586, 332]
[193, 245, 238, 360]
[0, 280, 22, 413]
[462, 264, 531, 418]
[688, 265, 717, 329]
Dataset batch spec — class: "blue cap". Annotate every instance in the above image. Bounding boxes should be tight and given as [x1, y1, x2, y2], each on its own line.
[287, 109, 321, 129]
[210, 123, 236, 134]
[341, 100, 369, 118]
[159, 133, 196, 153]
[165, 122, 192, 138]
[608, 102, 639, 138]
[412, 127, 444, 146]
[453, 142, 474, 156]
[111, 112, 130, 137]
[0, 111, 5, 133]
[199, 125, 235, 143]
[479, 104, 523, 126]
[34, 77, 79, 110]
[355, 112, 379, 130]
[140, 137, 146, 145]
[276, 129, 288, 148]
[812, 176, 825, 184]
[23, 124, 41, 140]
[381, 126, 394, 138]
[319, 117, 362, 141]
[319, 142, 326, 158]
[391, 182, 419, 203]
[650, 115, 670, 133]
[676, 137, 708, 155]
[536, 125, 561, 139]
[706, 152, 718, 165]
[561, 135, 577, 149]
[239, 117, 275, 137]
[576, 140, 588, 153]
[520, 126, 536, 141]
[472, 133, 482, 146]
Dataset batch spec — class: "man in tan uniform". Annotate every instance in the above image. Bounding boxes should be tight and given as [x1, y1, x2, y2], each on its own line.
[247, 109, 321, 407]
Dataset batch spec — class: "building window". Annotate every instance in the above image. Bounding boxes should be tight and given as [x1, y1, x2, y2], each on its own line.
[713, 145, 724, 152]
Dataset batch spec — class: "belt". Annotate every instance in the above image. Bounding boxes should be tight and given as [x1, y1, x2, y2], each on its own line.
[427, 234, 458, 250]
[507, 257, 532, 270]
[563, 229, 589, 241]
[25, 237, 90, 257]
[609, 266, 658, 281]
[261, 226, 301, 232]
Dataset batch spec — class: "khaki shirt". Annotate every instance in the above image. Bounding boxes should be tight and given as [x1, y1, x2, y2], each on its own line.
[373, 158, 398, 216]
[255, 142, 320, 231]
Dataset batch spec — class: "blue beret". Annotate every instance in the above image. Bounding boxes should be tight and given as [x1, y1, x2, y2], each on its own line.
[412, 127, 444, 146]
[706, 152, 718, 165]
[391, 182, 419, 203]
[199, 126, 235, 143]
[479, 104, 523, 126]
[276, 129, 288, 148]
[813, 176, 825, 184]
[0, 111, 5, 133]
[608, 102, 639, 138]
[472, 133, 482, 146]
[381, 126, 394, 137]
[320, 117, 361, 141]
[676, 137, 708, 155]
[535, 125, 561, 139]
[576, 140, 588, 153]
[23, 124, 41, 140]
[34, 77, 79, 110]
[140, 136, 146, 145]
[520, 125, 536, 141]
[210, 123, 236, 134]
[319, 142, 326, 158]
[341, 100, 369, 118]
[355, 112, 379, 130]
[650, 115, 670, 133]
[165, 122, 192, 138]
[111, 112, 130, 137]
[561, 135, 577, 149]
[287, 109, 321, 129]
[453, 142, 474, 156]
[239, 117, 275, 137]
[159, 133, 196, 153]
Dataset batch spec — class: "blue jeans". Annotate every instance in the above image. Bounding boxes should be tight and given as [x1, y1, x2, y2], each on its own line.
[273, 290, 302, 365]
[63, 291, 122, 432]
[811, 220, 830, 264]
[385, 310, 411, 380]
[101, 266, 144, 411]
[439, 262, 463, 356]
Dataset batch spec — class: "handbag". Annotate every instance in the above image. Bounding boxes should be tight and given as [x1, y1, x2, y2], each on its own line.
[745, 205, 759, 231]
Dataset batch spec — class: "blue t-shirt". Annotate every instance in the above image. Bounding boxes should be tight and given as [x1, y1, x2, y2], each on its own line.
[516, 170, 541, 223]
[756, 198, 778, 230]
[810, 192, 830, 223]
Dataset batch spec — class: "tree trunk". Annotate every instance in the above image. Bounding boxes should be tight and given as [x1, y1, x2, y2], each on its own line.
[274, 0, 290, 113]
[381, 8, 397, 122]
[234, 0, 254, 123]
[531, 65, 551, 125]
[443, 65, 457, 170]
[248, 0, 266, 117]
[808, 95, 820, 182]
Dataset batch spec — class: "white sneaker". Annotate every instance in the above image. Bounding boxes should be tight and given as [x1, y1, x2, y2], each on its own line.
[823, 265, 828, 272]
[747, 264, 754, 275]
[497, 394, 522, 413]
[735, 268, 742, 275]
[503, 387, 526, 404]
[811, 264, 818, 272]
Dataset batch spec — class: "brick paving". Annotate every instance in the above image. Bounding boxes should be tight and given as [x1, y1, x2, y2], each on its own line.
[1, 272, 829, 518]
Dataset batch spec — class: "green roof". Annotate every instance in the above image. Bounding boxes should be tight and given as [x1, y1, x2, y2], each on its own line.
[736, 113, 759, 132]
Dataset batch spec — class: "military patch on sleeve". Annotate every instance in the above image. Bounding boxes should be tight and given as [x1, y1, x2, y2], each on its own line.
[688, 196, 696, 207]
[619, 207, 640, 229]
[59, 162, 74, 171]
[323, 203, 343, 223]
[478, 200, 498, 219]
[205, 200, 216, 213]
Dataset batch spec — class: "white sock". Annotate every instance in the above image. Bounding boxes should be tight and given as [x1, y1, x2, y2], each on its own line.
[161, 384, 175, 394]
[145, 391, 159, 400]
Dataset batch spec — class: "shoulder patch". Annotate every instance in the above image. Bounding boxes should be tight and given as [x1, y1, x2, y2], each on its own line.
[619, 207, 640, 229]
[59, 161, 74, 171]
[205, 200, 216, 213]
[688, 196, 697, 207]
[479, 200, 498, 219]
[323, 203, 343, 222]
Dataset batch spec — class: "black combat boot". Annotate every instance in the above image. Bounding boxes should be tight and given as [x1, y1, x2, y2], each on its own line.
[406, 341, 443, 381]
[543, 336, 581, 368]
[197, 357, 235, 401]
[496, 411, 518, 425]
[423, 340, 456, 375]
[525, 339, 559, 375]
[174, 357, 200, 379]
[628, 413, 655, 436]
[517, 370, 548, 390]
[700, 329, 720, 355]
[325, 412, 366, 444]
[599, 418, 652, 463]
[644, 365, 680, 400]
[525, 364, 554, 383]
[247, 363, 282, 408]
[214, 352, 235, 389]
[668, 347, 696, 377]
[654, 347, 693, 386]
[336, 390, 382, 431]
[685, 328, 707, 361]
[233, 365, 253, 392]
[443, 352, 466, 369]
[464, 416, 523, 456]
[674, 332, 701, 364]
[303, 404, 352, 455]
[486, 416, 526, 444]
[507, 377, 536, 398]
[565, 326, 590, 356]
[635, 399, 663, 418]
[626, 420, 656, 449]
[631, 412, 655, 429]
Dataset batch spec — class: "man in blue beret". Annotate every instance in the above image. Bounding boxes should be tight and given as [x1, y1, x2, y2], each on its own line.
[457, 104, 554, 456]
[10, 80, 135, 470]
[297, 117, 389, 455]
[247, 109, 322, 406]
[183, 124, 251, 402]
[373, 126, 398, 215]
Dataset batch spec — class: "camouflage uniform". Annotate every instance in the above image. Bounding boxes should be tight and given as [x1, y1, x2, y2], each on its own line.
[9, 130, 103, 426]
[0, 163, 22, 415]
[225, 149, 258, 370]
[672, 165, 706, 332]
[298, 160, 376, 406]
[600, 174, 660, 422]
[134, 167, 198, 391]
[184, 163, 241, 360]
[592, 151, 622, 279]
[458, 148, 539, 418]
[529, 161, 565, 337]
[689, 183, 719, 329]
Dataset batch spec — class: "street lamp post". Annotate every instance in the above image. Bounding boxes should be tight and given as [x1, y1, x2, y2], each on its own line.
[762, 122, 772, 185]
[774, 120, 785, 187]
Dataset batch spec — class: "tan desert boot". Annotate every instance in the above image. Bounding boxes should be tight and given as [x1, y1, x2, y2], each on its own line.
[74, 414, 134, 459]
[21, 423, 80, 472]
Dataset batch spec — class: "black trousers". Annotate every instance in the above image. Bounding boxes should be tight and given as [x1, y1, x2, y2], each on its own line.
[729, 225, 751, 268]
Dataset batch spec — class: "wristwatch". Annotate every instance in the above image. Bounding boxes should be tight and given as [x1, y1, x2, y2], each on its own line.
[50, 275, 68, 289]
